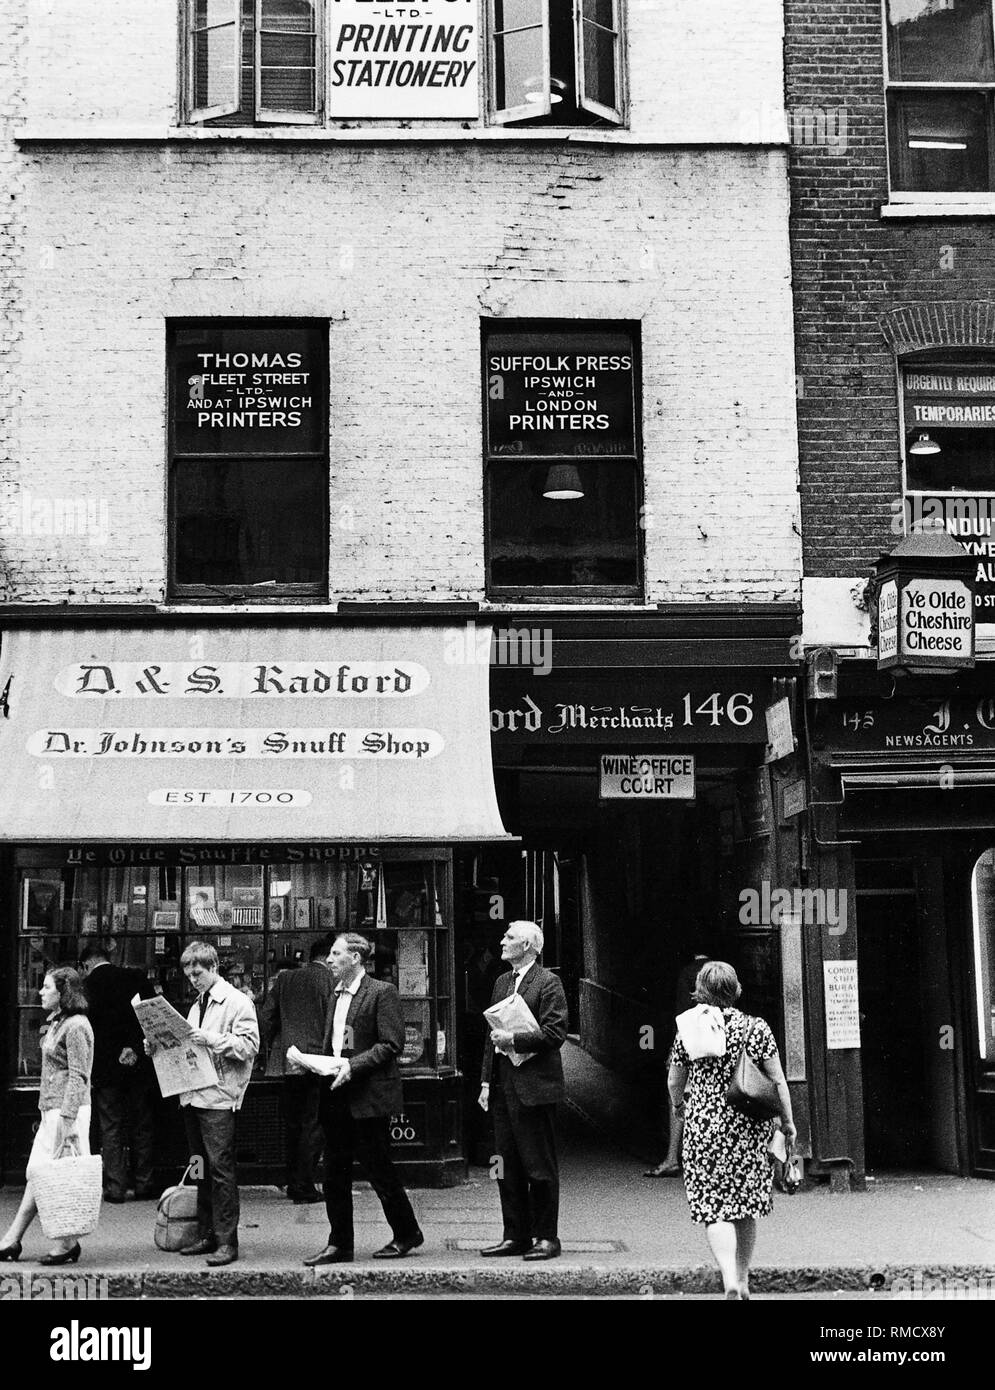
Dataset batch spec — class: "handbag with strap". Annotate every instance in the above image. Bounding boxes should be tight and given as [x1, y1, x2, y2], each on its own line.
[725, 1015, 781, 1121]
[31, 1136, 104, 1240]
[154, 1162, 200, 1252]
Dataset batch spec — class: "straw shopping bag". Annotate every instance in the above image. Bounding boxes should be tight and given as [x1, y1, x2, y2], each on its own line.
[31, 1137, 103, 1240]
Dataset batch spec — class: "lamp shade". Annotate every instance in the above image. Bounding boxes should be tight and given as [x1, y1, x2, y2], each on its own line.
[542, 464, 584, 500]
[909, 432, 941, 456]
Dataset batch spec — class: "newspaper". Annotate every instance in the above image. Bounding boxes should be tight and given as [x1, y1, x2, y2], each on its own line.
[285, 1044, 345, 1078]
[131, 993, 219, 1098]
[484, 992, 541, 1067]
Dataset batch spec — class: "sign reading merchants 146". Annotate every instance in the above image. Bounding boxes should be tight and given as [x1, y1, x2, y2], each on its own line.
[172, 323, 324, 455]
[485, 328, 637, 457]
[328, 0, 479, 118]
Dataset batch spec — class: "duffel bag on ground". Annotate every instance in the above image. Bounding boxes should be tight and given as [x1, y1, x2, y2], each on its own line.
[154, 1163, 200, 1252]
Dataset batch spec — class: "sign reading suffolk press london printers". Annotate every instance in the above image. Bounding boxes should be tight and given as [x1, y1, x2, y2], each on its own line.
[328, 0, 479, 118]
[486, 329, 637, 457]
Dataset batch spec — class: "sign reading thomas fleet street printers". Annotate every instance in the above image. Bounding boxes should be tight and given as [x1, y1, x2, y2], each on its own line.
[0, 628, 509, 842]
[173, 324, 323, 456]
[599, 755, 695, 800]
[328, 0, 479, 118]
[486, 330, 636, 457]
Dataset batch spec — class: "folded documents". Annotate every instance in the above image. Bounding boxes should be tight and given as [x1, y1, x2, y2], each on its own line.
[675, 1004, 727, 1059]
[484, 992, 541, 1067]
[285, 1045, 345, 1078]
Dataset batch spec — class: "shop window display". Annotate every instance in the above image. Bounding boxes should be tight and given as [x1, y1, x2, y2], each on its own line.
[13, 853, 453, 1082]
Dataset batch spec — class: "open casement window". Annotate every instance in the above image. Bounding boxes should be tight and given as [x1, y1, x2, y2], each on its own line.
[885, 0, 995, 192]
[187, 0, 322, 126]
[489, 0, 624, 126]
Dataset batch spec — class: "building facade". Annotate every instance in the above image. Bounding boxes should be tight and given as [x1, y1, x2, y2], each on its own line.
[0, 0, 803, 1183]
[788, 0, 995, 1182]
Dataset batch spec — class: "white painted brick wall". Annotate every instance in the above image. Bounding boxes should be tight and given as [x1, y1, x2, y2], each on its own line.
[24, 0, 788, 143]
[3, 141, 800, 605]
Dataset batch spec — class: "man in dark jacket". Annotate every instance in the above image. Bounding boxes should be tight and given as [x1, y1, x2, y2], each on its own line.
[79, 943, 157, 1201]
[260, 939, 333, 1203]
[302, 933, 423, 1266]
[478, 920, 568, 1260]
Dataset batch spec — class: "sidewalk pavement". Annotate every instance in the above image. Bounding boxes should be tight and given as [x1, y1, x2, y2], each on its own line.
[2, 1108, 993, 1298]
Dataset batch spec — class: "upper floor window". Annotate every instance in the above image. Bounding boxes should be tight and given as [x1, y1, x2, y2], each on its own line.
[886, 0, 995, 191]
[186, 0, 323, 125]
[489, 0, 624, 125]
[168, 320, 328, 602]
[483, 321, 642, 599]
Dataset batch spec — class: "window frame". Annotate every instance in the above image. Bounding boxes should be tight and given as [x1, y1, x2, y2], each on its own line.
[899, 350, 995, 499]
[184, 0, 325, 127]
[883, 0, 995, 194]
[481, 318, 644, 602]
[487, 0, 626, 128]
[166, 316, 330, 605]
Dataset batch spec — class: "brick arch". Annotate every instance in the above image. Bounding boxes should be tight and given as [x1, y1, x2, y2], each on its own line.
[880, 302, 995, 356]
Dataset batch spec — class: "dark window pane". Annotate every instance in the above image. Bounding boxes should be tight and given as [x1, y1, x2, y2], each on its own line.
[174, 457, 326, 588]
[260, 0, 315, 32]
[488, 461, 640, 588]
[194, 23, 239, 109]
[582, 18, 616, 109]
[260, 32, 316, 110]
[195, 0, 238, 29]
[889, 93, 988, 191]
[906, 428, 995, 491]
[887, 0, 994, 82]
[583, 0, 616, 29]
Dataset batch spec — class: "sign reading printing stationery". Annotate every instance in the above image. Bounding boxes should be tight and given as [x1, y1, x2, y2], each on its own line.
[0, 627, 509, 842]
[328, 0, 479, 118]
[486, 329, 637, 457]
[823, 960, 861, 1050]
[172, 324, 324, 455]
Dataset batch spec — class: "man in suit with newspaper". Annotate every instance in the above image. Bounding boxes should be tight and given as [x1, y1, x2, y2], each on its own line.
[478, 920, 568, 1260]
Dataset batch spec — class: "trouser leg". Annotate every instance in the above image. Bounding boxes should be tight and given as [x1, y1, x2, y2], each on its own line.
[94, 1086, 128, 1200]
[195, 1108, 239, 1247]
[282, 1076, 307, 1191]
[318, 1087, 355, 1250]
[491, 1084, 531, 1243]
[354, 1117, 420, 1243]
[127, 1076, 156, 1193]
[183, 1108, 213, 1239]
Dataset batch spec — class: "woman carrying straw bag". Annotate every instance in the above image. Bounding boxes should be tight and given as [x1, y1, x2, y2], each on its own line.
[0, 966, 96, 1265]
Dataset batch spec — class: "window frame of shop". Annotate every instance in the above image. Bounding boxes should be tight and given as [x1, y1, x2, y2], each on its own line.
[487, 0, 626, 127]
[900, 351, 995, 494]
[166, 317, 329, 604]
[481, 318, 643, 602]
[183, 0, 325, 126]
[884, 0, 995, 195]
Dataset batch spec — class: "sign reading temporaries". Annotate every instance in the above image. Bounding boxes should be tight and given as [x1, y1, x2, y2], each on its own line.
[599, 754, 695, 799]
[486, 329, 637, 457]
[328, 0, 479, 118]
[172, 324, 324, 456]
[823, 961, 861, 1050]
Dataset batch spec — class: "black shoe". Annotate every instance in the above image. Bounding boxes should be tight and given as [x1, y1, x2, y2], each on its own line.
[523, 1238, 561, 1261]
[480, 1239, 531, 1257]
[39, 1243, 81, 1266]
[303, 1244, 353, 1266]
[179, 1237, 218, 1256]
[133, 1188, 160, 1201]
[205, 1244, 238, 1267]
[372, 1232, 424, 1259]
[290, 1188, 324, 1205]
[0, 1241, 22, 1262]
[103, 1193, 128, 1204]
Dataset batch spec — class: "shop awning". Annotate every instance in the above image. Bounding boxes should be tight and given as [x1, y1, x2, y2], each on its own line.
[0, 625, 512, 842]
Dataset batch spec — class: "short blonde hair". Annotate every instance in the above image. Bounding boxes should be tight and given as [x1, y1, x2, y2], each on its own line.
[694, 960, 741, 1007]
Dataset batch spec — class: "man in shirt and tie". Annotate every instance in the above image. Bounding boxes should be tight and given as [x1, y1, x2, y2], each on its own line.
[303, 933, 423, 1265]
[146, 942, 259, 1267]
[479, 920, 568, 1260]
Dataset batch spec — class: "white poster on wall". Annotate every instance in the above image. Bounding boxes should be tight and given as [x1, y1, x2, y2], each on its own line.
[328, 0, 480, 118]
[823, 960, 861, 1050]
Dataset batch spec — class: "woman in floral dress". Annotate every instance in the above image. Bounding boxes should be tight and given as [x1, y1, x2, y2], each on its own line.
[668, 961, 796, 1300]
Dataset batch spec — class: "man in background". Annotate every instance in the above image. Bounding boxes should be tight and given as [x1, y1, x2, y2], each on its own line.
[79, 943, 157, 1202]
[260, 938, 332, 1204]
